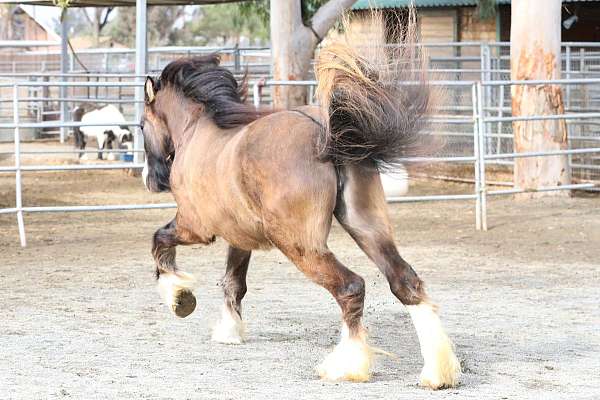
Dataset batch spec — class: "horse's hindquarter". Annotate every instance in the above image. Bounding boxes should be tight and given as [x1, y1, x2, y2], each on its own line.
[172, 110, 338, 251]
[233, 111, 338, 251]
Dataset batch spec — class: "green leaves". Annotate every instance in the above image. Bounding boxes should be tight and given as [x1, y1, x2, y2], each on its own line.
[186, 4, 269, 45]
[52, 0, 71, 9]
[477, 0, 496, 20]
[238, 0, 331, 27]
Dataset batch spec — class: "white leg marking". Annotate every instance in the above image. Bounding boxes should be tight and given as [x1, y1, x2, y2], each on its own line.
[316, 323, 373, 382]
[407, 303, 460, 389]
[157, 271, 196, 313]
[211, 305, 245, 344]
[142, 160, 149, 191]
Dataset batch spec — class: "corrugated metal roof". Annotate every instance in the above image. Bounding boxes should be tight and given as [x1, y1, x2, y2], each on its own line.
[353, 0, 475, 8]
[353, 0, 592, 9]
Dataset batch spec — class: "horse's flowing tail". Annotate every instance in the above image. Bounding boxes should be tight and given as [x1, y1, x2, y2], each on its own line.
[315, 8, 436, 170]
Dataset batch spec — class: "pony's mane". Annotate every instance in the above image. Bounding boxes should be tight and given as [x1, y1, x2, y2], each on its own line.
[158, 54, 264, 129]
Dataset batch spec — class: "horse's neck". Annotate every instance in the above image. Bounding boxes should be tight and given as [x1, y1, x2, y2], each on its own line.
[163, 103, 203, 145]
[171, 113, 231, 153]
[161, 93, 244, 153]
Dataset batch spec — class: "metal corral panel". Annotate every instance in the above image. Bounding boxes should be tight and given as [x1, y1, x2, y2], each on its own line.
[354, 0, 477, 8]
[353, 0, 595, 9]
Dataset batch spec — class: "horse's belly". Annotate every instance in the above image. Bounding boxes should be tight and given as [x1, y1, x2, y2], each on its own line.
[221, 230, 272, 251]
[175, 191, 271, 251]
[212, 214, 272, 251]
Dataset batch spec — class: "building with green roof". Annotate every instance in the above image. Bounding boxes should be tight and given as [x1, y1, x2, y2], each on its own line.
[350, 0, 600, 43]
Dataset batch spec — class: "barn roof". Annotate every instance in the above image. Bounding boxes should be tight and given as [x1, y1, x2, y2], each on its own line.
[0, 0, 245, 6]
[17, 5, 61, 41]
[353, 0, 594, 9]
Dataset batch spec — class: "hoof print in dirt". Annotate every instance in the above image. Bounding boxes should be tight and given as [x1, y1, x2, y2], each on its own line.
[172, 290, 196, 318]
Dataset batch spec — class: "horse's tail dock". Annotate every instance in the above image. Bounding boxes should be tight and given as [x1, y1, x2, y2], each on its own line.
[314, 7, 439, 170]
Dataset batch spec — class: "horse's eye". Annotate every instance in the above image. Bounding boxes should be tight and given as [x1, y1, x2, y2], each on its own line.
[139, 119, 145, 131]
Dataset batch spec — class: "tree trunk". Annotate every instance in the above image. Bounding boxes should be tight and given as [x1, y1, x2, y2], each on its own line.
[269, 0, 356, 108]
[510, 0, 570, 195]
[93, 9, 102, 47]
[270, 0, 315, 108]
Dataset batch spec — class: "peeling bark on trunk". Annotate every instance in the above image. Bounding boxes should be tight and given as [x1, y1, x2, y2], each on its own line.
[270, 0, 315, 108]
[510, 0, 570, 196]
[270, 0, 356, 108]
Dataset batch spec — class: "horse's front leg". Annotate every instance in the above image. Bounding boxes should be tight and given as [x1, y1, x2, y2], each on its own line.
[152, 217, 203, 318]
[212, 246, 251, 344]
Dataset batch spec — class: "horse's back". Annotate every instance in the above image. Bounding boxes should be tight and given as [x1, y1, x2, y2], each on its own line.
[237, 106, 336, 200]
[242, 106, 323, 160]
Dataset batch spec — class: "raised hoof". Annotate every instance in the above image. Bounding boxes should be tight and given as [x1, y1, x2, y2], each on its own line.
[172, 290, 196, 318]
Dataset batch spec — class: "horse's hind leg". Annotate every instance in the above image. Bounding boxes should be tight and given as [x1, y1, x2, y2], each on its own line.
[152, 216, 203, 318]
[262, 163, 371, 381]
[282, 247, 371, 382]
[212, 246, 251, 344]
[334, 165, 460, 389]
[74, 128, 87, 159]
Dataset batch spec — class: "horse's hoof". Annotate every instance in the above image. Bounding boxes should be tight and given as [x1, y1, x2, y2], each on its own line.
[407, 303, 461, 390]
[157, 271, 197, 318]
[418, 351, 461, 390]
[316, 325, 372, 382]
[211, 305, 245, 344]
[419, 365, 460, 390]
[172, 290, 196, 318]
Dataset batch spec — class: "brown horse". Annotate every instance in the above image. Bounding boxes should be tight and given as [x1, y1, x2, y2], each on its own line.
[141, 22, 460, 389]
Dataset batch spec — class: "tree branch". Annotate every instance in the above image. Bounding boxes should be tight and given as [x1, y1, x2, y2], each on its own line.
[311, 0, 357, 38]
[81, 9, 93, 25]
[100, 7, 114, 30]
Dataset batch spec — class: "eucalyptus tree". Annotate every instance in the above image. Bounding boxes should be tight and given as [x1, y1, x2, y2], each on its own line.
[510, 0, 569, 194]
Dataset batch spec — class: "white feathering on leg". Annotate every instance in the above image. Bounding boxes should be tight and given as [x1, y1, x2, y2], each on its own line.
[407, 302, 460, 389]
[316, 323, 373, 382]
[211, 305, 245, 344]
[157, 271, 196, 313]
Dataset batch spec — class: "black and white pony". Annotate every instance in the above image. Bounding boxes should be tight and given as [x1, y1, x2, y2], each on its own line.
[73, 104, 133, 160]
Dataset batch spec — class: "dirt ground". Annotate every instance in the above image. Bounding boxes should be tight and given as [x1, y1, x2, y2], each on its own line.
[0, 166, 599, 400]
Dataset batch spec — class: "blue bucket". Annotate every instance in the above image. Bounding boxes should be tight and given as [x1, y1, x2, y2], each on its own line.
[124, 154, 134, 162]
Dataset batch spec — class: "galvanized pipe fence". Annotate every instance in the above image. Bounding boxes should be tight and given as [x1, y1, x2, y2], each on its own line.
[0, 45, 271, 76]
[0, 81, 177, 247]
[4, 41, 600, 147]
[6, 42, 600, 75]
[251, 79, 599, 233]
[1, 78, 599, 246]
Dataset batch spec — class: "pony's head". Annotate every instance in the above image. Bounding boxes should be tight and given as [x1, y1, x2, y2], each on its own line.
[141, 54, 264, 192]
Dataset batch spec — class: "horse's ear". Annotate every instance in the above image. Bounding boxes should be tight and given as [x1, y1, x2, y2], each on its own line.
[145, 76, 156, 104]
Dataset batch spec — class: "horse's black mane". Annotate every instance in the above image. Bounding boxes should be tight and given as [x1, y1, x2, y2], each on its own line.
[158, 54, 262, 129]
